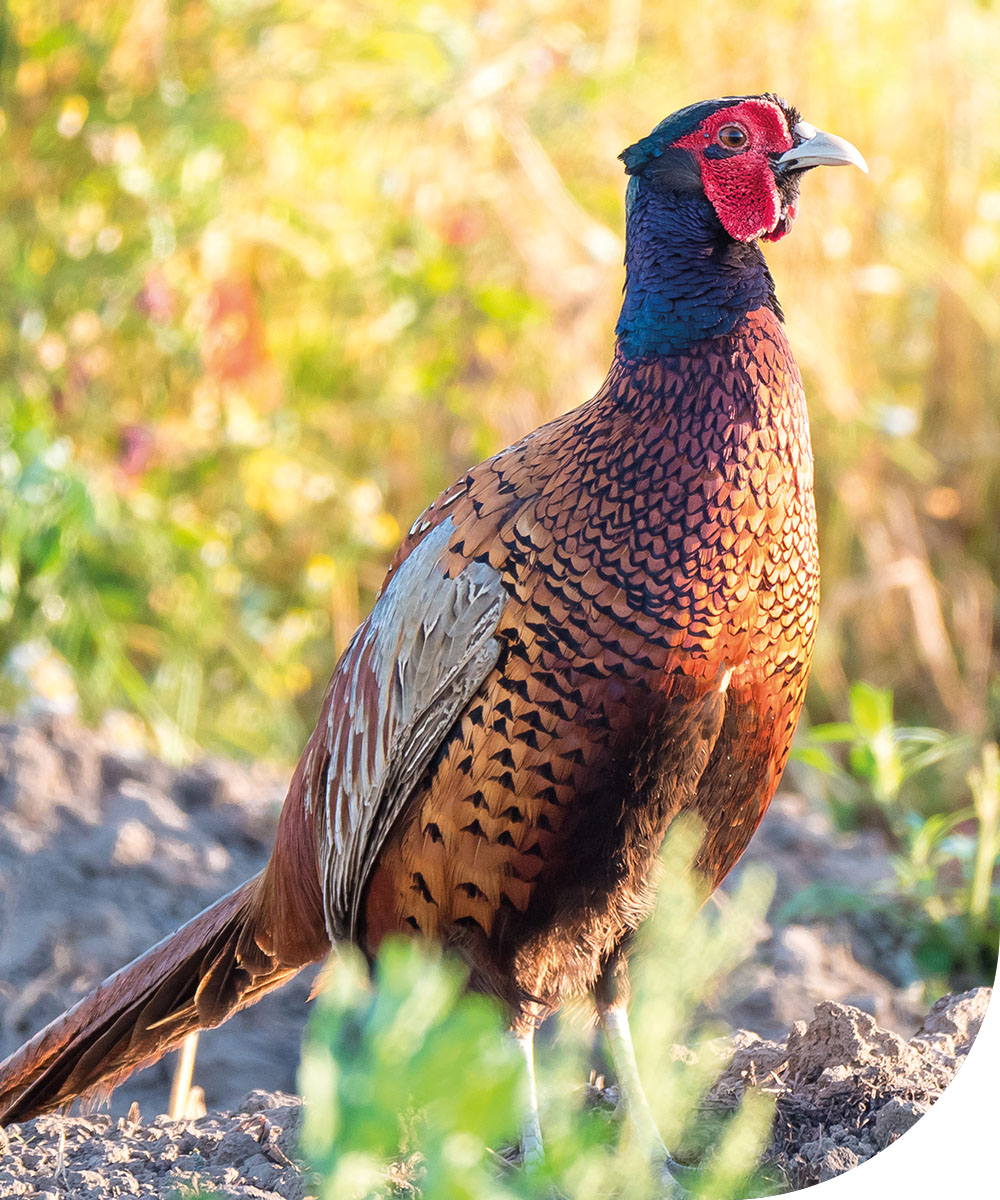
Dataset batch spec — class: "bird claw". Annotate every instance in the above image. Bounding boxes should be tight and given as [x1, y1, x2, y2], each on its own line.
[659, 1152, 701, 1196]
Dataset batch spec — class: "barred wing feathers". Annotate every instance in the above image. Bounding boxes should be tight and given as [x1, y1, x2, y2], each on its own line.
[307, 517, 506, 939]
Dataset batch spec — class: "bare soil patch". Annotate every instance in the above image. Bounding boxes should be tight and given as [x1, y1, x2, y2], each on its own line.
[0, 991, 988, 1198]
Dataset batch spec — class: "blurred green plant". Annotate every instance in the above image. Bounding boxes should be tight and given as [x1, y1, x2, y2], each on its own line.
[792, 682, 999, 988]
[298, 823, 778, 1200]
[797, 680, 965, 835]
[0, 416, 305, 760]
[300, 940, 523, 1200]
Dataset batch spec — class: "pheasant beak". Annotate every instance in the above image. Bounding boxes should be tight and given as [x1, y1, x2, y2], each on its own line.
[777, 122, 868, 174]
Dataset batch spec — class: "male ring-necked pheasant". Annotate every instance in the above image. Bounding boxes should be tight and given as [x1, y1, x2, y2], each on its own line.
[0, 94, 865, 1176]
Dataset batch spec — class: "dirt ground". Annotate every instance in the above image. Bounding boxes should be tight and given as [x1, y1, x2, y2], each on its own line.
[0, 716, 992, 1196]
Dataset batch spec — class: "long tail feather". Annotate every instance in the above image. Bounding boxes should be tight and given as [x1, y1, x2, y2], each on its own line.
[0, 874, 308, 1124]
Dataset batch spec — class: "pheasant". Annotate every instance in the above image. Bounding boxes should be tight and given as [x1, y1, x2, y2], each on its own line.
[0, 94, 865, 1178]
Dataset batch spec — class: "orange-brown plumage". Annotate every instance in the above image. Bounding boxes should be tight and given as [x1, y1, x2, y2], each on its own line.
[361, 306, 817, 1018]
[0, 94, 865, 1128]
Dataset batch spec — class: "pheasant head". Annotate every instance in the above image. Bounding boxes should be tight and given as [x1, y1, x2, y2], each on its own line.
[616, 94, 867, 358]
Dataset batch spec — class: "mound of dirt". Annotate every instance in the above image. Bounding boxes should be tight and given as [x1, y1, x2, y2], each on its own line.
[718, 788, 927, 1039]
[702, 986, 991, 1189]
[0, 990, 988, 1197]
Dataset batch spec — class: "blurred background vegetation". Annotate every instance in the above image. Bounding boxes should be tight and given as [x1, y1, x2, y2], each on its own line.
[0, 1, 997, 976]
[0, 0, 996, 762]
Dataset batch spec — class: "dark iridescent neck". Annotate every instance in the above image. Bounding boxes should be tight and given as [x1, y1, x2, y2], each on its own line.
[615, 184, 781, 360]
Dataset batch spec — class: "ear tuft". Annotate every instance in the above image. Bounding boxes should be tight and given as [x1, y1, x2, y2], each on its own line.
[620, 131, 668, 175]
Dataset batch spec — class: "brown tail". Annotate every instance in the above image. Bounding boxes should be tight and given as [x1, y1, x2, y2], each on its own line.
[0, 874, 312, 1124]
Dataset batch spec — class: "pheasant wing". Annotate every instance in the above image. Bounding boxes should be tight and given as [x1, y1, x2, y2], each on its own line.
[305, 517, 507, 939]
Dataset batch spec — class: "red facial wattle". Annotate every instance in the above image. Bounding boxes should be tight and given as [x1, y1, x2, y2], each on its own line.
[765, 199, 797, 241]
[674, 98, 794, 243]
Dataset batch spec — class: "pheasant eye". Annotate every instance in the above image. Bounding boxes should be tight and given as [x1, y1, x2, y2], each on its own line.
[717, 124, 748, 150]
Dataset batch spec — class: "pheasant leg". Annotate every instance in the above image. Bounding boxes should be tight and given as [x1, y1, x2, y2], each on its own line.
[596, 951, 699, 1194]
[513, 1026, 545, 1171]
[602, 1005, 703, 1190]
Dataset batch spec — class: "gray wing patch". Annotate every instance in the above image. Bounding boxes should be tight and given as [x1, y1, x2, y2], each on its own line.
[317, 517, 504, 940]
